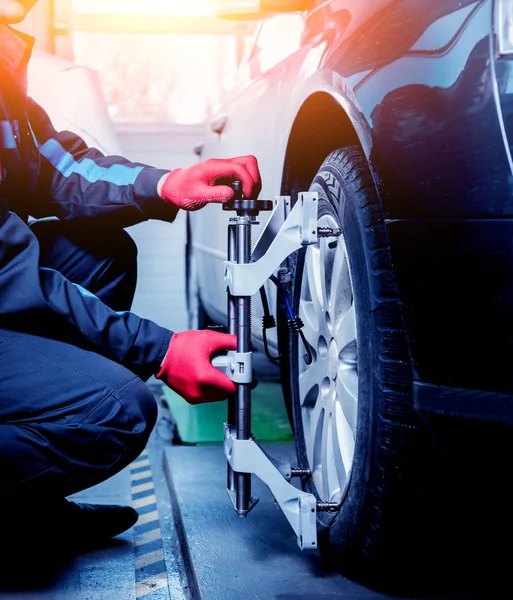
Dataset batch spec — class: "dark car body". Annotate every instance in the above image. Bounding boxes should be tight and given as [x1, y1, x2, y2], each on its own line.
[353, 0, 513, 418]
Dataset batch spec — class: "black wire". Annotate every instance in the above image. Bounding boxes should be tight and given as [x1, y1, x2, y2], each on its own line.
[259, 286, 270, 316]
[269, 276, 313, 365]
[259, 285, 280, 363]
[270, 275, 294, 319]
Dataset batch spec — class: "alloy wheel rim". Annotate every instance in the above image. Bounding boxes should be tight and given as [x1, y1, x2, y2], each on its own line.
[298, 212, 358, 503]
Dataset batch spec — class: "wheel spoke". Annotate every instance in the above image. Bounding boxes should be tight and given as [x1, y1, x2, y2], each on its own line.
[318, 239, 331, 314]
[299, 298, 320, 346]
[329, 239, 350, 315]
[298, 359, 328, 406]
[305, 247, 325, 315]
[320, 407, 332, 501]
[329, 417, 349, 501]
[336, 375, 358, 432]
[326, 404, 345, 502]
[339, 355, 358, 402]
[309, 403, 325, 492]
[334, 303, 356, 351]
[333, 398, 356, 481]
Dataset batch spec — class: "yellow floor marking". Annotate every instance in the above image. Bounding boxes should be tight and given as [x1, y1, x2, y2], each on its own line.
[131, 481, 154, 495]
[136, 510, 159, 526]
[131, 448, 170, 599]
[135, 572, 168, 598]
[135, 548, 164, 570]
[135, 528, 162, 547]
[133, 494, 156, 510]
[132, 458, 150, 469]
[130, 469, 152, 482]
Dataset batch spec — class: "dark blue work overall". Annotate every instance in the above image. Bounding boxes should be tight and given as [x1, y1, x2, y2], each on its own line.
[0, 26, 178, 503]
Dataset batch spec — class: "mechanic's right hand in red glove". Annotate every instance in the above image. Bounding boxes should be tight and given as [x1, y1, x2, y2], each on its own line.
[157, 155, 261, 211]
[156, 330, 237, 404]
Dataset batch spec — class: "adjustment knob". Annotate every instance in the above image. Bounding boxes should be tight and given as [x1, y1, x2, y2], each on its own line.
[223, 179, 273, 216]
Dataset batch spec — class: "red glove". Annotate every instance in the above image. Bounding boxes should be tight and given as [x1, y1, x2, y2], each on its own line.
[156, 330, 237, 404]
[158, 156, 261, 211]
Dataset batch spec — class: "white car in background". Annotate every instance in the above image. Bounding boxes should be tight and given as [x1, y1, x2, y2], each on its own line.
[28, 49, 121, 156]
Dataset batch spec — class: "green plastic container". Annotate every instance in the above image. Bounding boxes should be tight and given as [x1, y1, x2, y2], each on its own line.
[163, 381, 294, 445]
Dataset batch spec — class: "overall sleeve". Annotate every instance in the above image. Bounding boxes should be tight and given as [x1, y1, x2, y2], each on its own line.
[0, 199, 173, 380]
[26, 98, 178, 226]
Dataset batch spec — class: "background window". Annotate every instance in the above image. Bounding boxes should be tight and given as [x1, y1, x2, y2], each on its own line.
[73, 33, 239, 124]
[66, 0, 253, 124]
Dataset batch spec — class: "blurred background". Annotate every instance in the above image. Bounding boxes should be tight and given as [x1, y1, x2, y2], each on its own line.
[17, 0, 256, 333]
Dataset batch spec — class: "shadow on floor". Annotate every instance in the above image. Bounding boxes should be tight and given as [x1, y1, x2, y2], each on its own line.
[0, 537, 129, 594]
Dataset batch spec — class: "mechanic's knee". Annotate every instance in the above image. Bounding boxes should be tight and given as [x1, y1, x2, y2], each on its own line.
[109, 229, 138, 268]
[134, 379, 158, 438]
[116, 377, 158, 460]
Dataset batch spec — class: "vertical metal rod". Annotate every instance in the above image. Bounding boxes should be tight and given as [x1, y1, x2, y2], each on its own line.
[235, 218, 252, 515]
[227, 221, 237, 493]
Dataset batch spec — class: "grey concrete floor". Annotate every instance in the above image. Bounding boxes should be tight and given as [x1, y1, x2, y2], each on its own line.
[164, 443, 371, 600]
[162, 439, 508, 600]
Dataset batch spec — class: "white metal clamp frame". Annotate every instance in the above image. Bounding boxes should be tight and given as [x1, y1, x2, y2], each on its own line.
[213, 181, 342, 550]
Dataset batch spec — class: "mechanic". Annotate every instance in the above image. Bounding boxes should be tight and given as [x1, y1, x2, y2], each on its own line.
[0, 0, 261, 551]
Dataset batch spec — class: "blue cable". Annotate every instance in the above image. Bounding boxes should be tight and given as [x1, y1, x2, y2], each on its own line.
[269, 275, 313, 365]
[270, 275, 294, 319]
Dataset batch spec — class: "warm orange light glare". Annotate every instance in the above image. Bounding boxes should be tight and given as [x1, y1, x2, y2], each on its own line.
[71, 0, 214, 16]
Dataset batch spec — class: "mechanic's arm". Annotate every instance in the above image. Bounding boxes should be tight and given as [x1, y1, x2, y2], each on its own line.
[27, 98, 261, 223]
[0, 200, 236, 401]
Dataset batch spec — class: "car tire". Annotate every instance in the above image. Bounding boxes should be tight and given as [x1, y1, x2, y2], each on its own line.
[289, 146, 432, 579]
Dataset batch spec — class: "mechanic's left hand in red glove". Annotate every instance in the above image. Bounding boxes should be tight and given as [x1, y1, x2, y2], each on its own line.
[156, 330, 238, 404]
[157, 155, 261, 211]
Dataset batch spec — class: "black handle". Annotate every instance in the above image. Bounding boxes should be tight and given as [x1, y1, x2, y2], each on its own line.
[223, 179, 273, 216]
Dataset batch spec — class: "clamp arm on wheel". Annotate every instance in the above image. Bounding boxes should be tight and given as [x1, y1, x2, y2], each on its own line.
[224, 192, 319, 297]
[224, 424, 318, 550]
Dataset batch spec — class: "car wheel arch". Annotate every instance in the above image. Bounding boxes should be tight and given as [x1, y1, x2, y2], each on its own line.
[281, 91, 363, 197]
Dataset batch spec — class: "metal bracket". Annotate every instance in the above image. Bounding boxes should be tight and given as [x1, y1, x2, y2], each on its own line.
[224, 192, 319, 297]
[211, 351, 252, 384]
[224, 424, 318, 550]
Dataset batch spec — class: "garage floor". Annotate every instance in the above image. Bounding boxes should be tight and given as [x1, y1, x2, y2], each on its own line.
[164, 442, 374, 600]
[0, 381, 499, 600]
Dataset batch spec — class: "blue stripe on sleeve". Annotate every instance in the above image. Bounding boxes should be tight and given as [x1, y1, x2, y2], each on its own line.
[0, 121, 16, 149]
[40, 268, 128, 315]
[39, 138, 143, 186]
